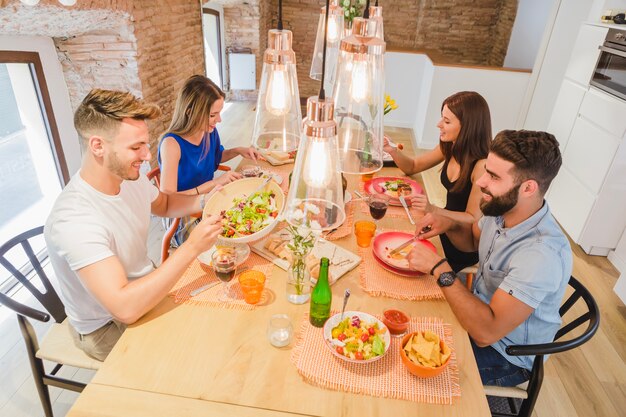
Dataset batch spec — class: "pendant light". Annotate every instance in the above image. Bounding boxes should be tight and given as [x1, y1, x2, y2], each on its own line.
[285, 0, 345, 232]
[333, 11, 386, 174]
[251, 0, 302, 153]
[369, 0, 384, 40]
[309, 0, 344, 96]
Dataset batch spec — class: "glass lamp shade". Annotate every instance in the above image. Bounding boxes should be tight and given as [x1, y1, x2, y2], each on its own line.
[309, 1, 344, 95]
[333, 17, 386, 174]
[369, 5, 384, 40]
[284, 97, 345, 231]
[252, 29, 302, 153]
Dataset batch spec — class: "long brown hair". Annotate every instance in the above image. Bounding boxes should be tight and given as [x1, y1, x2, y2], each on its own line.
[439, 91, 491, 192]
[161, 75, 225, 158]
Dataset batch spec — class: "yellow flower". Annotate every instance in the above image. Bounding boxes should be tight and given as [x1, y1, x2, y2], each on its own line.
[384, 93, 398, 115]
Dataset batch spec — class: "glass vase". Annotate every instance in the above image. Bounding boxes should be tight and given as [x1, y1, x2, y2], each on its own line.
[286, 252, 311, 304]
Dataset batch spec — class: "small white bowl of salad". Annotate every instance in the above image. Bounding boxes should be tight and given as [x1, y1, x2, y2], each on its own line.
[202, 177, 285, 244]
[323, 311, 390, 363]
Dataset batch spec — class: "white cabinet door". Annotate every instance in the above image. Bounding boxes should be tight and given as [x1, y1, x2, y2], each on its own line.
[564, 117, 619, 195]
[547, 80, 586, 150]
[564, 25, 608, 86]
[580, 87, 626, 139]
[547, 167, 596, 242]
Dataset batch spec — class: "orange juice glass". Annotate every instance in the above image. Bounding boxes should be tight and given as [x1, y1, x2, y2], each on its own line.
[238, 270, 266, 304]
[354, 220, 377, 247]
[361, 172, 375, 182]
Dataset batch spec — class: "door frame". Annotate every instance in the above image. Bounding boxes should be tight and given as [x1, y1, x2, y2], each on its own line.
[202, 5, 226, 90]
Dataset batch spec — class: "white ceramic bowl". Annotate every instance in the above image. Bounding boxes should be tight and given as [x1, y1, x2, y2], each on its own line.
[323, 311, 391, 364]
[203, 177, 285, 244]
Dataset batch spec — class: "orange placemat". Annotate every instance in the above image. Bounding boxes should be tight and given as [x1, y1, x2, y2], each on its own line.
[169, 253, 273, 310]
[357, 246, 444, 301]
[291, 315, 460, 404]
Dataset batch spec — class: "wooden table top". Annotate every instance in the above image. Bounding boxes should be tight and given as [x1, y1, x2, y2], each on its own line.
[67, 135, 490, 417]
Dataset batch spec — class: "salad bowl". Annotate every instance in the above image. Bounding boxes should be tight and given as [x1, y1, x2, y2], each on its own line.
[323, 311, 391, 364]
[202, 177, 285, 244]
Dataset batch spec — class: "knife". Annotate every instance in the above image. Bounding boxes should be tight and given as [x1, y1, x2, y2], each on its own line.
[399, 195, 415, 225]
[190, 281, 221, 297]
[247, 176, 273, 201]
[388, 235, 418, 256]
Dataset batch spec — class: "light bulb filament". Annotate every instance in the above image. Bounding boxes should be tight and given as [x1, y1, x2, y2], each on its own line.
[265, 65, 292, 116]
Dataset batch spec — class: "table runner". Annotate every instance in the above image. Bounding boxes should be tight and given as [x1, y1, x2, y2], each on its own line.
[169, 253, 273, 310]
[323, 200, 356, 241]
[357, 244, 444, 301]
[291, 314, 460, 404]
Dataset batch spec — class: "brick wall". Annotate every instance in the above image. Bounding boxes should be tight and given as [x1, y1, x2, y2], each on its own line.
[0, 0, 204, 162]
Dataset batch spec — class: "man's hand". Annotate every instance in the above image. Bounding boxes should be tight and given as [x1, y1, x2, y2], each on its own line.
[185, 214, 222, 255]
[238, 146, 261, 161]
[414, 212, 455, 240]
[407, 241, 443, 274]
[216, 170, 242, 185]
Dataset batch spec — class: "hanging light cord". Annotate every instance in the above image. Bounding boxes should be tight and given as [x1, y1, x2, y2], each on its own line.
[363, 0, 370, 18]
[375, 0, 379, 7]
[277, 0, 283, 30]
[319, 0, 331, 100]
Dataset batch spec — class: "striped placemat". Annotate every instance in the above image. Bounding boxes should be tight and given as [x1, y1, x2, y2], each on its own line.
[357, 246, 444, 301]
[291, 315, 460, 404]
[169, 253, 273, 310]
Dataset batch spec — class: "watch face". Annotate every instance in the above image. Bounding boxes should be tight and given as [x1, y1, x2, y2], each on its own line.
[438, 271, 456, 287]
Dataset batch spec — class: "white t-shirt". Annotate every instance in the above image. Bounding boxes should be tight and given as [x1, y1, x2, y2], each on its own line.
[44, 171, 159, 334]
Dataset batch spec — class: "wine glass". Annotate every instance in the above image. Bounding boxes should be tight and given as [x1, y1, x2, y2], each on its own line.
[368, 193, 390, 233]
[211, 248, 237, 302]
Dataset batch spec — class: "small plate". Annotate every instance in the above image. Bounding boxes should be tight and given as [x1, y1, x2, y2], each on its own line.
[372, 231, 436, 272]
[197, 243, 250, 267]
[363, 177, 423, 206]
[323, 311, 391, 364]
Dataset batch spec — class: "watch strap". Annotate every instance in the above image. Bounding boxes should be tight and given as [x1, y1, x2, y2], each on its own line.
[429, 258, 448, 276]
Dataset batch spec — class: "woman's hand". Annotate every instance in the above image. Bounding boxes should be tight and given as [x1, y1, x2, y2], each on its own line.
[410, 194, 433, 213]
[216, 170, 242, 185]
[238, 146, 261, 161]
[383, 135, 395, 154]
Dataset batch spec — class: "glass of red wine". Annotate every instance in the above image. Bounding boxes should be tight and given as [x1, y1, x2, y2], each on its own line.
[368, 193, 390, 233]
[211, 248, 237, 302]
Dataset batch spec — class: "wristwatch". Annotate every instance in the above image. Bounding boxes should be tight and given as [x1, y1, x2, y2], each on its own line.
[437, 271, 457, 287]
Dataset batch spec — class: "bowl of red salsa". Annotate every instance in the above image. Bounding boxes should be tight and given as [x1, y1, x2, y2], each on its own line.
[382, 309, 410, 336]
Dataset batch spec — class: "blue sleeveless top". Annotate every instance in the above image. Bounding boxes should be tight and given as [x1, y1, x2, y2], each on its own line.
[157, 130, 224, 192]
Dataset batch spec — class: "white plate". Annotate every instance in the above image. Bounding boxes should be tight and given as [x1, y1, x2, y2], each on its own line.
[323, 311, 391, 364]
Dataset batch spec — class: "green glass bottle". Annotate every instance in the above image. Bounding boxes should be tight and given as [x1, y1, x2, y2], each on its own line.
[309, 257, 332, 328]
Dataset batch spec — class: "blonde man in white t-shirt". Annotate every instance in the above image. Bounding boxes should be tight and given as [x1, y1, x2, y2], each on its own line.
[45, 89, 223, 361]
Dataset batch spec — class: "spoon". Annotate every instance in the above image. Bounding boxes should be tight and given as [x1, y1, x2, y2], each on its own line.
[340, 289, 351, 320]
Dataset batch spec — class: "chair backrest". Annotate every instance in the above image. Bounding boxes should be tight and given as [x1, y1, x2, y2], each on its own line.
[0, 226, 65, 324]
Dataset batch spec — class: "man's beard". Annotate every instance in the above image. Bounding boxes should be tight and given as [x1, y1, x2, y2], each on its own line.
[107, 151, 140, 181]
[480, 182, 521, 217]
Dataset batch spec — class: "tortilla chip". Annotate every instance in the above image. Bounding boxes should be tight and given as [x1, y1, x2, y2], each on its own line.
[423, 330, 440, 345]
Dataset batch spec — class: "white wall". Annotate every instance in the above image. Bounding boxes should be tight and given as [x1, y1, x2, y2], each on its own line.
[0, 35, 81, 176]
[504, 0, 557, 69]
[419, 67, 530, 148]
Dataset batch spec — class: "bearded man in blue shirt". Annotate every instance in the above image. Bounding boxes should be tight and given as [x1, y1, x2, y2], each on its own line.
[408, 130, 572, 387]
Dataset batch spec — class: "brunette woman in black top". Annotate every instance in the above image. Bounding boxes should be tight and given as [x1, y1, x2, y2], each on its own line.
[384, 91, 491, 272]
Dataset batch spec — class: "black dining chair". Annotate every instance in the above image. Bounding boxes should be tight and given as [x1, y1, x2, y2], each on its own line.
[484, 276, 600, 417]
[0, 226, 100, 417]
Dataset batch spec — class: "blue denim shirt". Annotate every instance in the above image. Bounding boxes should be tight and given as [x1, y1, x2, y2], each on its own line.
[475, 202, 572, 370]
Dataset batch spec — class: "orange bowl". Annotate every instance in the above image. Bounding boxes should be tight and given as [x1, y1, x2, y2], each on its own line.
[400, 331, 451, 378]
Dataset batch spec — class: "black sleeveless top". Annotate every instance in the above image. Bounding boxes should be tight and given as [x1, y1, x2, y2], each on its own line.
[439, 158, 479, 272]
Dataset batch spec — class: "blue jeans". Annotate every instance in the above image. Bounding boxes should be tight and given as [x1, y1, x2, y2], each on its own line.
[471, 339, 531, 387]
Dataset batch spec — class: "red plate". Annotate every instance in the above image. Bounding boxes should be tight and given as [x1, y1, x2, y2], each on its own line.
[363, 177, 423, 206]
[372, 250, 424, 277]
[372, 231, 437, 272]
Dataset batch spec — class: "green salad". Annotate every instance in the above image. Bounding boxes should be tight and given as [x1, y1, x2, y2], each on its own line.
[220, 191, 278, 238]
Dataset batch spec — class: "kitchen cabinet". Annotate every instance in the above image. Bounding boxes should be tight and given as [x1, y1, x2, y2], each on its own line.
[547, 23, 626, 256]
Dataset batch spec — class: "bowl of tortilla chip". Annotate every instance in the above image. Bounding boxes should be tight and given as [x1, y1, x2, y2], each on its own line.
[400, 331, 452, 378]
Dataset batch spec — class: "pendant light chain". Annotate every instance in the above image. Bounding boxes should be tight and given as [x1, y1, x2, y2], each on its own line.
[319, 0, 331, 100]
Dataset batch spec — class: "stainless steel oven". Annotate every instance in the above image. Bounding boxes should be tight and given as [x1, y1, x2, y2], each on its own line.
[590, 28, 626, 101]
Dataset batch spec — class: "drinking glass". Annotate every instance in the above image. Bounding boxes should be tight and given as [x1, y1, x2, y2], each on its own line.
[238, 270, 266, 304]
[211, 248, 237, 302]
[354, 220, 377, 248]
[267, 314, 293, 347]
[368, 193, 390, 232]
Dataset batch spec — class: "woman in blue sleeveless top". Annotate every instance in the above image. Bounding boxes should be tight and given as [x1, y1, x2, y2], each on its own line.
[158, 75, 260, 245]
[384, 91, 491, 272]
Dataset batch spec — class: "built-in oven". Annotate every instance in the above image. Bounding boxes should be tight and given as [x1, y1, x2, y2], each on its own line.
[590, 28, 626, 101]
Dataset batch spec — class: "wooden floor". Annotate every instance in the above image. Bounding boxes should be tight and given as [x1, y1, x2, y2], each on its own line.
[1, 104, 625, 417]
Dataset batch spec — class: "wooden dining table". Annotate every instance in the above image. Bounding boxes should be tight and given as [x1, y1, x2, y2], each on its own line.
[67, 134, 491, 417]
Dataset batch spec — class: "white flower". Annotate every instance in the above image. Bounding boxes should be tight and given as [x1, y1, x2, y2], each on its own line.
[343, 0, 350, 7]
[304, 202, 321, 215]
[344, 10, 349, 17]
[310, 220, 322, 231]
[297, 225, 310, 237]
[289, 209, 305, 221]
[358, 0, 366, 5]
[289, 198, 302, 208]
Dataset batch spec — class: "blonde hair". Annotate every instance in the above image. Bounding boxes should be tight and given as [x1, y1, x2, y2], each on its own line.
[74, 89, 161, 144]
[162, 75, 225, 143]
